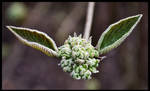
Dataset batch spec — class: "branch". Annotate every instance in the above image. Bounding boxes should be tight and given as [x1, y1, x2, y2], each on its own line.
[83, 2, 95, 40]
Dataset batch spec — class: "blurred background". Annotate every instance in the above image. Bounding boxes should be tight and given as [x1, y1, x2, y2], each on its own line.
[2, 2, 148, 90]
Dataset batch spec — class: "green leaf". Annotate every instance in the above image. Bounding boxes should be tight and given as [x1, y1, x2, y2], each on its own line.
[97, 14, 143, 54]
[6, 26, 58, 57]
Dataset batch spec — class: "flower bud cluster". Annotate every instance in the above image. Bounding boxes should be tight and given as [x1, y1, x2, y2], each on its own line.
[58, 34, 100, 80]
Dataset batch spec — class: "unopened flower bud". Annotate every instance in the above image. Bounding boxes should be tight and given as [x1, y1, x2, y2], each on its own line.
[58, 34, 100, 80]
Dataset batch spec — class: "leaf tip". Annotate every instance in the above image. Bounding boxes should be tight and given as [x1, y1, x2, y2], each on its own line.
[6, 26, 14, 32]
[6, 25, 15, 31]
[136, 14, 143, 20]
[6, 25, 11, 29]
[138, 14, 143, 17]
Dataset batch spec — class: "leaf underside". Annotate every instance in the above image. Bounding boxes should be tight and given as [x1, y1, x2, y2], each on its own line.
[97, 14, 143, 54]
[7, 26, 58, 57]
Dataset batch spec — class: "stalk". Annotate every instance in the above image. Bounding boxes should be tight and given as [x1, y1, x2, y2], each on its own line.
[83, 2, 95, 40]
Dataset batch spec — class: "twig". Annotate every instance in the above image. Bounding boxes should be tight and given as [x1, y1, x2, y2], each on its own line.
[83, 2, 95, 40]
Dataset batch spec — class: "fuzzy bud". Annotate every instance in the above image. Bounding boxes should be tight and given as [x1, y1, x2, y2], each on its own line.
[58, 33, 100, 80]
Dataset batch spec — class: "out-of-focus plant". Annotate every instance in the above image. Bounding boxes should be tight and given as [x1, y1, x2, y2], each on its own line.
[2, 44, 10, 58]
[6, 2, 27, 22]
[85, 79, 100, 89]
[6, 2, 142, 80]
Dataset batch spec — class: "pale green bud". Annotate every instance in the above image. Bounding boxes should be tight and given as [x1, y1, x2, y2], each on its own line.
[58, 34, 100, 80]
[63, 66, 71, 72]
[90, 67, 99, 73]
[82, 70, 92, 79]
[75, 58, 85, 64]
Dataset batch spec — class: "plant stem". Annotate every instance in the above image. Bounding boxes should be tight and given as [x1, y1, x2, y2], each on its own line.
[83, 2, 95, 40]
